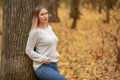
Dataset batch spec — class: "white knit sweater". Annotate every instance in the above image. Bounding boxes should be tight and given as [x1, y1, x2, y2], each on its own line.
[25, 25, 60, 70]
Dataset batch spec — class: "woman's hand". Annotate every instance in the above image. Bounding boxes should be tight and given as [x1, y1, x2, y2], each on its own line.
[43, 59, 51, 64]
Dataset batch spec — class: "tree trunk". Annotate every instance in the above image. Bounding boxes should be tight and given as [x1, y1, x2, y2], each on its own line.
[49, 0, 60, 22]
[70, 0, 80, 29]
[41, 0, 60, 22]
[105, 0, 110, 23]
[71, 18, 77, 29]
[98, 0, 102, 13]
[106, 7, 110, 23]
[1, 0, 40, 80]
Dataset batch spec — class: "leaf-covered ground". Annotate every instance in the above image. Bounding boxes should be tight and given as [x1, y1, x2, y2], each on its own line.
[0, 4, 120, 80]
[51, 4, 120, 80]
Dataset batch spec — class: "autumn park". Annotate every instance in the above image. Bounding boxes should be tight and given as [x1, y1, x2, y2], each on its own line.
[0, 0, 120, 80]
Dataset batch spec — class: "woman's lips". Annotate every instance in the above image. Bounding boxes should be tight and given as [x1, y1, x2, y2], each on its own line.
[44, 18, 47, 21]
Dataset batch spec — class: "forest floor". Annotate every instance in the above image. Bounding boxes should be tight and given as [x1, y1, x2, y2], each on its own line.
[0, 4, 120, 80]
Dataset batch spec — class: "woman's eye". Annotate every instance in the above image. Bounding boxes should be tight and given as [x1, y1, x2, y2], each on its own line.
[41, 13, 44, 16]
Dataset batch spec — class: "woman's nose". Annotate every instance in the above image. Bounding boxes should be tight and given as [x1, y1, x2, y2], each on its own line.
[44, 14, 48, 18]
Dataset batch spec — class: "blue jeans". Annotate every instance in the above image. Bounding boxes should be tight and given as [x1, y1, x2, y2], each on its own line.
[35, 62, 67, 80]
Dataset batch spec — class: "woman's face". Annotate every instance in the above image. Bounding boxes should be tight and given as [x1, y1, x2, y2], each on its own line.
[38, 8, 48, 25]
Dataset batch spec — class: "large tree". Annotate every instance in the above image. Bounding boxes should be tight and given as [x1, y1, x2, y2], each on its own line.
[1, 0, 41, 80]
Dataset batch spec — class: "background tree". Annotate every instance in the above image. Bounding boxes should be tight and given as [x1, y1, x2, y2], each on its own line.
[104, 0, 111, 23]
[0, 0, 2, 5]
[70, 0, 80, 29]
[97, 0, 103, 13]
[41, 0, 60, 22]
[1, 0, 41, 80]
[106, 0, 117, 23]
[61, 0, 71, 8]
[48, 0, 60, 22]
[82, 0, 119, 23]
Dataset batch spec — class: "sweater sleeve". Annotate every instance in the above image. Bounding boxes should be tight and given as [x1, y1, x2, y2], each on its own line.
[25, 29, 49, 62]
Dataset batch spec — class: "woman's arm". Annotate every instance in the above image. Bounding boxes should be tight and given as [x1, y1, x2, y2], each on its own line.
[25, 29, 49, 63]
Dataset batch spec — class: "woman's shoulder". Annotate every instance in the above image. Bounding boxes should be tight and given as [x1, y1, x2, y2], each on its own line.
[29, 28, 41, 35]
[48, 24, 52, 29]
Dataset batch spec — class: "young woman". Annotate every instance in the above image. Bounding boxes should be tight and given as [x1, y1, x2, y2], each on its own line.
[25, 5, 67, 80]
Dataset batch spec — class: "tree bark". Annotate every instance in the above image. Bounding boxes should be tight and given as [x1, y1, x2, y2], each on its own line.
[1, 0, 40, 80]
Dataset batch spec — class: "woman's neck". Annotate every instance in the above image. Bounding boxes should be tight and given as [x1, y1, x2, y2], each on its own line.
[38, 23, 48, 28]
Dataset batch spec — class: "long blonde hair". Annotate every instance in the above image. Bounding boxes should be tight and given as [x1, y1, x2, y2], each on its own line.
[30, 5, 48, 32]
